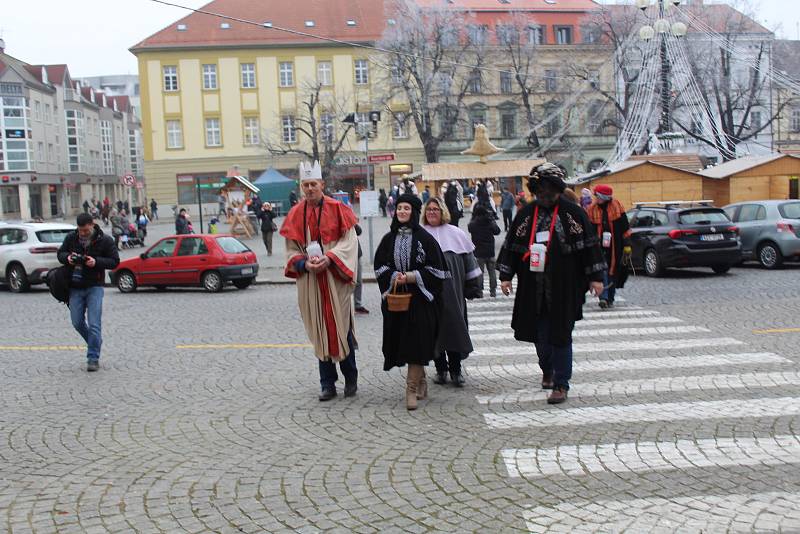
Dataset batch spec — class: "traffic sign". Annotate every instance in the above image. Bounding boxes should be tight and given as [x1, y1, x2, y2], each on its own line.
[122, 174, 136, 187]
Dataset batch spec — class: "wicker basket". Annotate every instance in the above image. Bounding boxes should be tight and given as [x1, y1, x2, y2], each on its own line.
[386, 278, 412, 312]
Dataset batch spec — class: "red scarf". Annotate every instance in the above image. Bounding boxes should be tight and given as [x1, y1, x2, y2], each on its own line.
[280, 196, 358, 245]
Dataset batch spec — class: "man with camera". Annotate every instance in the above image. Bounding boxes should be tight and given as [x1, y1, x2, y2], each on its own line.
[57, 213, 120, 372]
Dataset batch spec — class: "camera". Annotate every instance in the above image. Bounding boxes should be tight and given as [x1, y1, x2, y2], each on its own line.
[70, 253, 87, 265]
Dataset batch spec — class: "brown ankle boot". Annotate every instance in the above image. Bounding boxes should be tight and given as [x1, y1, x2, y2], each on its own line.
[417, 367, 428, 400]
[406, 365, 420, 410]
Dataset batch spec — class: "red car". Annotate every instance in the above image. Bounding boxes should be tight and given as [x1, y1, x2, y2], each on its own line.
[113, 234, 259, 293]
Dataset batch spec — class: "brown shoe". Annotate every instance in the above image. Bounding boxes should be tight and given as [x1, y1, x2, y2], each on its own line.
[417, 368, 428, 400]
[541, 374, 554, 390]
[547, 387, 568, 405]
[406, 365, 421, 410]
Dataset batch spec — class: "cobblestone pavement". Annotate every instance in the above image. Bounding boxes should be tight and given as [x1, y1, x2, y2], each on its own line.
[1, 262, 800, 533]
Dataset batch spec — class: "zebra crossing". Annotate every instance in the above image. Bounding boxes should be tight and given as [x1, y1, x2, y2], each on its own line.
[466, 290, 800, 532]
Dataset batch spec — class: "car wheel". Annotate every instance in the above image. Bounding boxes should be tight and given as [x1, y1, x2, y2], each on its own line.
[116, 270, 137, 293]
[758, 242, 783, 269]
[202, 270, 224, 292]
[712, 264, 731, 274]
[644, 249, 664, 277]
[7, 263, 30, 293]
[233, 278, 254, 290]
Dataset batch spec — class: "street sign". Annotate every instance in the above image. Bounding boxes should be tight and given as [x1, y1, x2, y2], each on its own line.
[368, 154, 395, 163]
[359, 190, 380, 218]
[121, 174, 136, 187]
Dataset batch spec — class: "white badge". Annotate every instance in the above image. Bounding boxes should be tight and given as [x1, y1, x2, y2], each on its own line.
[536, 230, 550, 244]
[306, 242, 323, 259]
[529, 243, 547, 272]
[602, 231, 612, 248]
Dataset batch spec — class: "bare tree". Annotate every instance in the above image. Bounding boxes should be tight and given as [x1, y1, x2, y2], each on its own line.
[376, 0, 487, 163]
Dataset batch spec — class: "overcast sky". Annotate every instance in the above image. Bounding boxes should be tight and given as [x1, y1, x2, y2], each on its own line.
[2, 0, 800, 78]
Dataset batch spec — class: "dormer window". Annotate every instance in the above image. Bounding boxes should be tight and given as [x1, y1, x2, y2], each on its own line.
[262, 21, 273, 28]
[346, 20, 357, 26]
[177, 24, 187, 31]
[305, 20, 315, 27]
[220, 22, 231, 29]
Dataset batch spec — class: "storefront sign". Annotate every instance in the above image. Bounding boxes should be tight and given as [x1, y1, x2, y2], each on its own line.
[368, 153, 395, 163]
[5, 129, 25, 139]
[333, 153, 367, 166]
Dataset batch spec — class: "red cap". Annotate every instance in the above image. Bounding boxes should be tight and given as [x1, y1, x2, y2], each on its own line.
[594, 184, 613, 196]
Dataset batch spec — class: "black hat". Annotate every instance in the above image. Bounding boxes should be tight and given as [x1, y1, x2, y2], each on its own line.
[396, 193, 422, 212]
[529, 162, 566, 193]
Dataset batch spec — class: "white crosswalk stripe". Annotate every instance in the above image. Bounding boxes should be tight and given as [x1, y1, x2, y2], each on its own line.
[503, 435, 800, 478]
[476, 370, 800, 405]
[474, 325, 709, 341]
[484, 397, 800, 429]
[466, 352, 786, 379]
[470, 316, 682, 331]
[523, 492, 800, 533]
[468, 309, 654, 322]
[472, 337, 743, 356]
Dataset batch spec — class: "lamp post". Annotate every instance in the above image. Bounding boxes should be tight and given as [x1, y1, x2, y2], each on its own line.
[638, 0, 688, 134]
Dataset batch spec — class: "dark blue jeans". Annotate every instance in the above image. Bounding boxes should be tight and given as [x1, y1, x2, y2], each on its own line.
[601, 269, 616, 304]
[318, 332, 357, 390]
[534, 317, 573, 390]
[69, 286, 104, 362]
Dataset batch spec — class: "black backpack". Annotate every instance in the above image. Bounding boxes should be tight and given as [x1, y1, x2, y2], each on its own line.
[47, 266, 71, 306]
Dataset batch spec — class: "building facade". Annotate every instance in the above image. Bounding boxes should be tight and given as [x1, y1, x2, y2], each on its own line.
[0, 40, 144, 220]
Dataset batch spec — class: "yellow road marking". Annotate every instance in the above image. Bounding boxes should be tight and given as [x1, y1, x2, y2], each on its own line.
[0, 345, 84, 351]
[753, 328, 800, 334]
[176, 343, 312, 349]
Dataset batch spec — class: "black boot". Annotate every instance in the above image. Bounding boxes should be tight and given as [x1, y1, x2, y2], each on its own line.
[433, 371, 447, 385]
[450, 371, 465, 388]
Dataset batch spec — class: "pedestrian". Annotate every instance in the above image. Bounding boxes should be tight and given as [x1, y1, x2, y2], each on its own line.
[386, 194, 396, 219]
[116, 200, 123, 213]
[422, 185, 431, 203]
[218, 194, 227, 218]
[374, 194, 449, 410]
[280, 161, 360, 401]
[258, 202, 277, 256]
[474, 180, 495, 219]
[586, 184, 632, 309]
[288, 189, 298, 207]
[500, 187, 515, 232]
[422, 197, 482, 387]
[398, 175, 419, 197]
[515, 191, 527, 211]
[109, 209, 123, 249]
[137, 209, 149, 245]
[468, 204, 501, 298]
[57, 213, 120, 372]
[378, 188, 388, 217]
[353, 221, 370, 315]
[150, 198, 159, 220]
[119, 210, 131, 249]
[497, 163, 605, 404]
[82, 199, 90, 214]
[443, 181, 464, 227]
[175, 208, 191, 235]
[580, 188, 593, 210]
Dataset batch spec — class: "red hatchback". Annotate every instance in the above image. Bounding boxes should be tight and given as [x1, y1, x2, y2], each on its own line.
[113, 234, 259, 293]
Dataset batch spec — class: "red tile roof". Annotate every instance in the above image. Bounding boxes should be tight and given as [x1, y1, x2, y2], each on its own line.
[131, 0, 388, 52]
[416, 0, 599, 11]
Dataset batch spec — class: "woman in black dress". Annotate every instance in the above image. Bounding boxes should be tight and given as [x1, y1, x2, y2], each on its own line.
[374, 194, 449, 410]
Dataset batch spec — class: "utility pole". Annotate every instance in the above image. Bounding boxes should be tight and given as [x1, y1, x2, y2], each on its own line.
[658, 0, 672, 134]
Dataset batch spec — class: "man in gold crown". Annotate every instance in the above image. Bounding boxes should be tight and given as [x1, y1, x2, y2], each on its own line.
[280, 161, 361, 401]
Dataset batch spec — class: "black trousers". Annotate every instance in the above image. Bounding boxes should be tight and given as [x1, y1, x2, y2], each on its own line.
[503, 209, 513, 231]
[435, 351, 463, 375]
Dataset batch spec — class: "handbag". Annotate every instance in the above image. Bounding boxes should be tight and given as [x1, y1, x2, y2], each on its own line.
[386, 277, 412, 312]
[271, 221, 278, 232]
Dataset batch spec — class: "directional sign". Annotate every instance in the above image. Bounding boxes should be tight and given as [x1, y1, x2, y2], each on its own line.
[122, 174, 136, 187]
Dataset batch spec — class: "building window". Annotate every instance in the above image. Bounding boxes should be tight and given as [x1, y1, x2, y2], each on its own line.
[166, 120, 183, 149]
[501, 111, 516, 138]
[500, 71, 514, 94]
[48, 143, 54, 162]
[393, 112, 409, 139]
[243, 117, 260, 145]
[750, 111, 762, 136]
[320, 113, 335, 144]
[555, 26, 573, 45]
[65, 109, 84, 172]
[101, 120, 114, 175]
[33, 101, 41, 121]
[203, 64, 218, 90]
[44, 103, 52, 123]
[496, 25, 518, 46]
[355, 112, 372, 137]
[470, 108, 487, 132]
[354, 59, 369, 85]
[467, 24, 488, 45]
[282, 116, 296, 143]
[544, 70, 558, 92]
[467, 70, 482, 94]
[390, 59, 403, 85]
[279, 62, 294, 87]
[163, 65, 179, 92]
[792, 109, 800, 132]
[317, 61, 333, 86]
[37, 142, 44, 163]
[205, 118, 222, 146]
[241, 63, 256, 88]
[544, 106, 561, 136]
[528, 25, 545, 45]
[582, 26, 601, 44]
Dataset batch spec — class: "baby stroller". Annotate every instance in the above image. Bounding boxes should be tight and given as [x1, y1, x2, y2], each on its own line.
[124, 223, 145, 248]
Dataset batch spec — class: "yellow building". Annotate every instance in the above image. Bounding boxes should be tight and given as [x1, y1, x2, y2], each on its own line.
[131, 0, 423, 210]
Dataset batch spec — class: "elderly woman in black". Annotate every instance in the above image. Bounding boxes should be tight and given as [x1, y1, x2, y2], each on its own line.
[375, 194, 449, 410]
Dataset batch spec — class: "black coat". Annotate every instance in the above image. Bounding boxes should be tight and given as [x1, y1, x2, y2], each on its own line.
[57, 225, 120, 288]
[468, 214, 501, 259]
[258, 210, 276, 233]
[497, 199, 605, 346]
[175, 215, 190, 235]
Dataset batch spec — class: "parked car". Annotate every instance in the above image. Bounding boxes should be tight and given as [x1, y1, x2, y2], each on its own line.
[626, 202, 741, 277]
[112, 234, 258, 293]
[722, 200, 800, 269]
[0, 221, 75, 292]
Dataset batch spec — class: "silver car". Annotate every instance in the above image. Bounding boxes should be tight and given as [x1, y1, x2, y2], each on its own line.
[723, 200, 800, 268]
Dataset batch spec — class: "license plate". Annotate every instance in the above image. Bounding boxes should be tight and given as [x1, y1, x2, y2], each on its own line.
[241, 267, 253, 275]
[701, 234, 724, 241]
